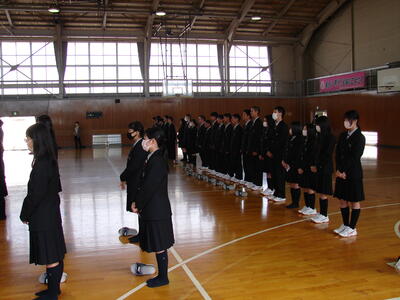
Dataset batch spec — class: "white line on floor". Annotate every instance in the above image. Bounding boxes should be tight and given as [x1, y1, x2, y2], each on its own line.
[170, 247, 212, 300]
[116, 201, 400, 299]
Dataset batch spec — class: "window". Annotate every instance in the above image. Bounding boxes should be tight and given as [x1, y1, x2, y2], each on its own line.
[229, 45, 271, 93]
[0, 41, 59, 95]
[65, 42, 142, 94]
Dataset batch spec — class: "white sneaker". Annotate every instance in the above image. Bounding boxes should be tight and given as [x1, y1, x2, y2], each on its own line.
[302, 207, 317, 216]
[395, 258, 400, 272]
[262, 188, 274, 195]
[339, 227, 357, 237]
[311, 214, 329, 223]
[298, 206, 308, 214]
[39, 272, 68, 284]
[246, 182, 254, 188]
[333, 224, 349, 234]
[271, 196, 286, 202]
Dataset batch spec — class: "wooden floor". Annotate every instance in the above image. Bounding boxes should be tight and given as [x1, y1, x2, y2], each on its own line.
[0, 146, 399, 300]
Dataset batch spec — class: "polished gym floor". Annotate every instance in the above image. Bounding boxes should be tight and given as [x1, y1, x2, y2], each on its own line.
[0, 146, 399, 300]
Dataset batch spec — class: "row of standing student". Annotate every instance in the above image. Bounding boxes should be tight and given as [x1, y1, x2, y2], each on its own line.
[177, 109, 366, 238]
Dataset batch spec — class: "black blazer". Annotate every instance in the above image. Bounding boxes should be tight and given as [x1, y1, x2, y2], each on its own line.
[185, 127, 198, 154]
[177, 124, 185, 148]
[214, 124, 225, 153]
[299, 135, 318, 169]
[120, 139, 148, 212]
[136, 150, 172, 221]
[20, 157, 62, 231]
[230, 124, 243, 155]
[210, 121, 220, 150]
[270, 121, 289, 161]
[241, 120, 252, 153]
[222, 123, 233, 153]
[336, 128, 365, 179]
[247, 118, 263, 154]
[203, 127, 212, 151]
[314, 133, 336, 173]
[284, 135, 305, 169]
[196, 124, 206, 151]
[260, 126, 275, 155]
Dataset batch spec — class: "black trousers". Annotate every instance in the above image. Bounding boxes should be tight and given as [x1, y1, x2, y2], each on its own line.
[230, 153, 243, 180]
[74, 136, 82, 149]
[216, 152, 224, 173]
[272, 159, 286, 198]
[222, 152, 230, 174]
[243, 153, 251, 182]
[199, 149, 206, 167]
[248, 155, 263, 186]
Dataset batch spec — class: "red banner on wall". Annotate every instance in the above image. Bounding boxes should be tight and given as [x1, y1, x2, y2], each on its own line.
[319, 71, 366, 92]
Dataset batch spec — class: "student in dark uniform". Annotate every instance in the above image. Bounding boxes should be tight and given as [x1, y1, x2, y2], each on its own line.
[260, 115, 275, 196]
[298, 123, 318, 215]
[20, 123, 66, 299]
[268, 106, 289, 202]
[177, 118, 187, 162]
[202, 120, 212, 168]
[165, 116, 177, 163]
[185, 119, 198, 167]
[134, 127, 174, 288]
[282, 121, 305, 209]
[241, 109, 252, 183]
[208, 112, 219, 172]
[247, 106, 263, 189]
[333, 110, 365, 237]
[229, 114, 243, 180]
[196, 115, 207, 168]
[221, 113, 233, 176]
[310, 116, 336, 224]
[120, 121, 148, 243]
[182, 114, 191, 162]
[214, 115, 225, 174]
[0, 119, 7, 220]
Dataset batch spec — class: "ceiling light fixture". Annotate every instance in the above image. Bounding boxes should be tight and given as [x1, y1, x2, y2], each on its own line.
[48, 7, 60, 13]
[155, 11, 166, 16]
[251, 16, 262, 21]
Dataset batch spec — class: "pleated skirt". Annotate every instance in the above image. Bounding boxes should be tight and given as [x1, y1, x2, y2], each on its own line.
[139, 218, 175, 253]
[334, 177, 365, 202]
[29, 227, 67, 265]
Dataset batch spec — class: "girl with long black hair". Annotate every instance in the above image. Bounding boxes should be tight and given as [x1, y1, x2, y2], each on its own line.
[134, 127, 174, 288]
[310, 116, 336, 224]
[20, 123, 66, 299]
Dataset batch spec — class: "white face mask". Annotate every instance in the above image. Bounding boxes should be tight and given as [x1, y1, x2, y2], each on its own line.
[289, 129, 293, 136]
[184, 117, 189, 122]
[142, 139, 151, 152]
[263, 121, 268, 128]
[272, 112, 278, 121]
[344, 120, 351, 129]
[316, 125, 321, 133]
[302, 130, 307, 137]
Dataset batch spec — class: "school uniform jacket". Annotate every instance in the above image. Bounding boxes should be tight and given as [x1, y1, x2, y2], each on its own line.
[196, 124, 206, 152]
[241, 120, 252, 154]
[203, 127, 212, 152]
[247, 118, 263, 154]
[269, 121, 289, 161]
[214, 124, 225, 153]
[299, 135, 317, 170]
[185, 127, 198, 154]
[210, 121, 219, 151]
[314, 133, 336, 174]
[136, 150, 172, 221]
[284, 135, 305, 169]
[177, 124, 185, 148]
[336, 128, 365, 179]
[260, 126, 275, 156]
[20, 157, 62, 231]
[222, 123, 233, 154]
[230, 124, 243, 156]
[120, 139, 148, 212]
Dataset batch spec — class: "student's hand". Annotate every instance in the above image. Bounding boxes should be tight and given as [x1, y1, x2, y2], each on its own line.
[310, 166, 317, 173]
[298, 168, 304, 174]
[335, 171, 342, 178]
[342, 172, 347, 180]
[266, 151, 273, 158]
[131, 202, 139, 214]
[120, 181, 126, 190]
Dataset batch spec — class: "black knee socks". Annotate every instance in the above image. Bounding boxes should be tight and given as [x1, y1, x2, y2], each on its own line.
[303, 193, 309, 207]
[35, 262, 62, 298]
[290, 188, 300, 205]
[340, 207, 350, 226]
[147, 251, 169, 288]
[319, 198, 328, 216]
[0, 196, 6, 220]
[308, 193, 315, 209]
[350, 209, 361, 229]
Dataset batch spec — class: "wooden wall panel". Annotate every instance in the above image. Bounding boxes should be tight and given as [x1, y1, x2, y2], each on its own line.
[303, 93, 400, 146]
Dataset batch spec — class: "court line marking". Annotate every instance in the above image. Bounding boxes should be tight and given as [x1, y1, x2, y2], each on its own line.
[117, 202, 400, 299]
[170, 247, 212, 300]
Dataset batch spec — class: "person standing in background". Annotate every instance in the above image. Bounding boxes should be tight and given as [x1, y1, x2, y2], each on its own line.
[247, 106, 263, 191]
[73, 121, 82, 150]
[0, 119, 7, 220]
[229, 114, 243, 181]
[241, 109, 252, 184]
[165, 116, 177, 164]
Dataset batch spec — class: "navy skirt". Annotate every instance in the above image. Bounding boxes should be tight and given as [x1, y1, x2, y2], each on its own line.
[29, 227, 66, 265]
[334, 177, 365, 202]
[299, 168, 317, 190]
[316, 170, 333, 195]
[139, 218, 175, 253]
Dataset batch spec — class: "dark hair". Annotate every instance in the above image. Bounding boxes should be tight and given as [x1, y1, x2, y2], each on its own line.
[265, 114, 274, 127]
[210, 112, 218, 118]
[232, 113, 241, 121]
[315, 115, 331, 134]
[37, 114, 58, 158]
[128, 121, 144, 137]
[274, 106, 285, 117]
[305, 123, 316, 139]
[217, 114, 224, 120]
[26, 123, 57, 164]
[75, 121, 79, 124]
[205, 120, 212, 125]
[223, 113, 231, 119]
[290, 121, 302, 136]
[179, 118, 185, 125]
[0, 119, 3, 127]
[344, 110, 359, 121]
[250, 106, 260, 113]
[168, 116, 174, 121]
[185, 114, 191, 118]
[243, 109, 251, 117]
[145, 127, 166, 147]
[198, 115, 206, 121]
